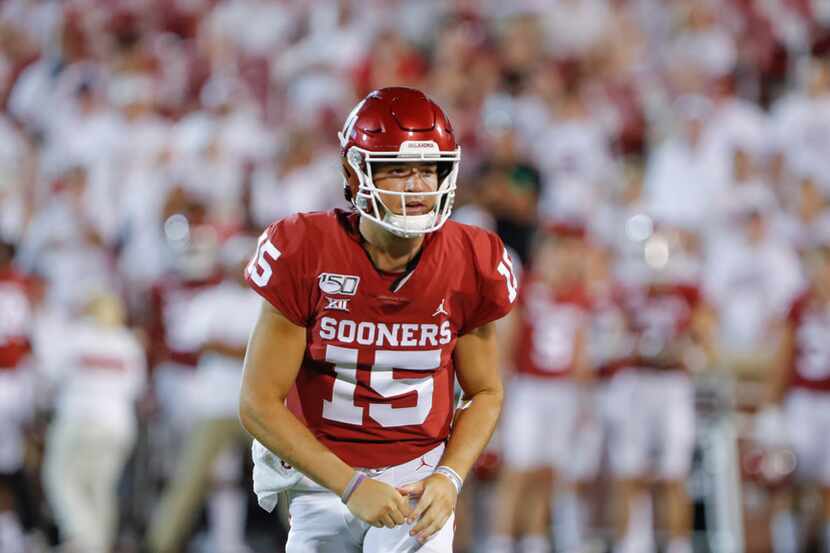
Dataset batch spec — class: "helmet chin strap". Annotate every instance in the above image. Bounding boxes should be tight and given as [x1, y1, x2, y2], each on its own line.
[383, 210, 438, 238]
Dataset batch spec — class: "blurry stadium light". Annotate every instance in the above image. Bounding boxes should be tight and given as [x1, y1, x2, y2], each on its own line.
[760, 449, 797, 482]
[626, 213, 653, 242]
[644, 235, 670, 269]
[164, 213, 190, 243]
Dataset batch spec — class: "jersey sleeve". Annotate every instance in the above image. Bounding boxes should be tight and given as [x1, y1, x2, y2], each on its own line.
[461, 231, 518, 334]
[245, 215, 315, 327]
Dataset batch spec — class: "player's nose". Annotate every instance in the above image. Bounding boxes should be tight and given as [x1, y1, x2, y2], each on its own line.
[408, 171, 433, 192]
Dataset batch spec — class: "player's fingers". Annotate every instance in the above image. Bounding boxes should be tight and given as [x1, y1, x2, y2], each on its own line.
[407, 492, 432, 524]
[389, 507, 406, 526]
[415, 513, 449, 543]
[409, 503, 435, 535]
[395, 491, 413, 519]
[381, 513, 397, 529]
[397, 480, 425, 498]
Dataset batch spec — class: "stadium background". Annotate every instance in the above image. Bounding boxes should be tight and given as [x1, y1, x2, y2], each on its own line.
[1, 0, 830, 552]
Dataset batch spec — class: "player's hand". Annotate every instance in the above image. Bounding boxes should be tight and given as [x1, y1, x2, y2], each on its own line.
[397, 473, 457, 543]
[346, 477, 411, 529]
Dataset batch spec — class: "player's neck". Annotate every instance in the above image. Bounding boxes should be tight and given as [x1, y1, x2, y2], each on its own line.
[359, 217, 424, 273]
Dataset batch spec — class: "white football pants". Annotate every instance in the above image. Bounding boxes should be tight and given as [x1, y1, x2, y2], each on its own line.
[285, 443, 454, 553]
[42, 416, 134, 552]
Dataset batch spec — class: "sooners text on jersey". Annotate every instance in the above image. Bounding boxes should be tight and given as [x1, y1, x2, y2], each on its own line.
[246, 209, 516, 467]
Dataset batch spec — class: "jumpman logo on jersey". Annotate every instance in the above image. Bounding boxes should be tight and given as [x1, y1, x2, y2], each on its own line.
[433, 299, 449, 317]
[415, 456, 434, 472]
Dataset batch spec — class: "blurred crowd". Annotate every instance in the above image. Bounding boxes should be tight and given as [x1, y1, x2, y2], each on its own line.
[1, 0, 830, 552]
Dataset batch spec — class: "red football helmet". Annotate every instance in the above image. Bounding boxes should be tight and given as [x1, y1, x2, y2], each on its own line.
[338, 87, 460, 237]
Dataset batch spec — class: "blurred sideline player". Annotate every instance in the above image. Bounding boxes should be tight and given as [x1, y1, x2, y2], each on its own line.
[239, 87, 517, 552]
[760, 231, 830, 553]
[145, 223, 223, 478]
[577, 243, 634, 552]
[0, 237, 35, 553]
[147, 235, 260, 553]
[605, 224, 713, 553]
[41, 292, 146, 553]
[486, 224, 592, 553]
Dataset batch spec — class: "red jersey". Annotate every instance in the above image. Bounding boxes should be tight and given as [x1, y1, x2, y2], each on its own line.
[246, 209, 516, 467]
[513, 278, 590, 378]
[623, 283, 700, 371]
[589, 285, 636, 379]
[148, 275, 222, 368]
[0, 269, 32, 369]
[787, 292, 830, 392]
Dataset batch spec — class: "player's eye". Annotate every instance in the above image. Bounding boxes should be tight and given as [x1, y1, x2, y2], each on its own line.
[376, 166, 409, 178]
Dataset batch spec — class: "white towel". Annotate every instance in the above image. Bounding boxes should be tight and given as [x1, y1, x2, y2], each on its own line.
[251, 439, 305, 512]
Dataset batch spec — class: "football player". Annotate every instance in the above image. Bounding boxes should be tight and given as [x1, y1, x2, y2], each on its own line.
[147, 235, 261, 553]
[486, 224, 593, 553]
[239, 87, 517, 553]
[761, 232, 830, 553]
[41, 291, 146, 553]
[567, 243, 633, 553]
[145, 224, 223, 476]
[605, 225, 712, 553]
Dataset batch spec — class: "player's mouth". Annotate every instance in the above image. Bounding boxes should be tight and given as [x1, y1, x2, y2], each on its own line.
[405, 202, 430, 214]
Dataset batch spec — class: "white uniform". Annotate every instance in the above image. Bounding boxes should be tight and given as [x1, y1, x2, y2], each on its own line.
[144, 280, 259, 553]
[781, 294, 830, 486]
[784, 389, 830, 485]
[704, 232, 804, 355]
[606, 370, 695, 480]
[188, 280, 261, 419]
[188, 278, 259, 488]
[41, 320, 146, 552]
[282, 443, 454, 553]
[150, 277, 219, 433]
[501, 281, 591, 473]
[604, 285, 699, 480]
[503, 377, 585, 473]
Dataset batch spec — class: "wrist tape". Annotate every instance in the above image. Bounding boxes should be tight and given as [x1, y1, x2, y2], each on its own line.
[434, 465, 463, 494]
[341, 471, 368, 504]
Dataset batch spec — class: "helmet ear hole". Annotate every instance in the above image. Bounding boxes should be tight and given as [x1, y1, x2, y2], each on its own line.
[437, 161, 453, 182]
[341, 160, 358, 204]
